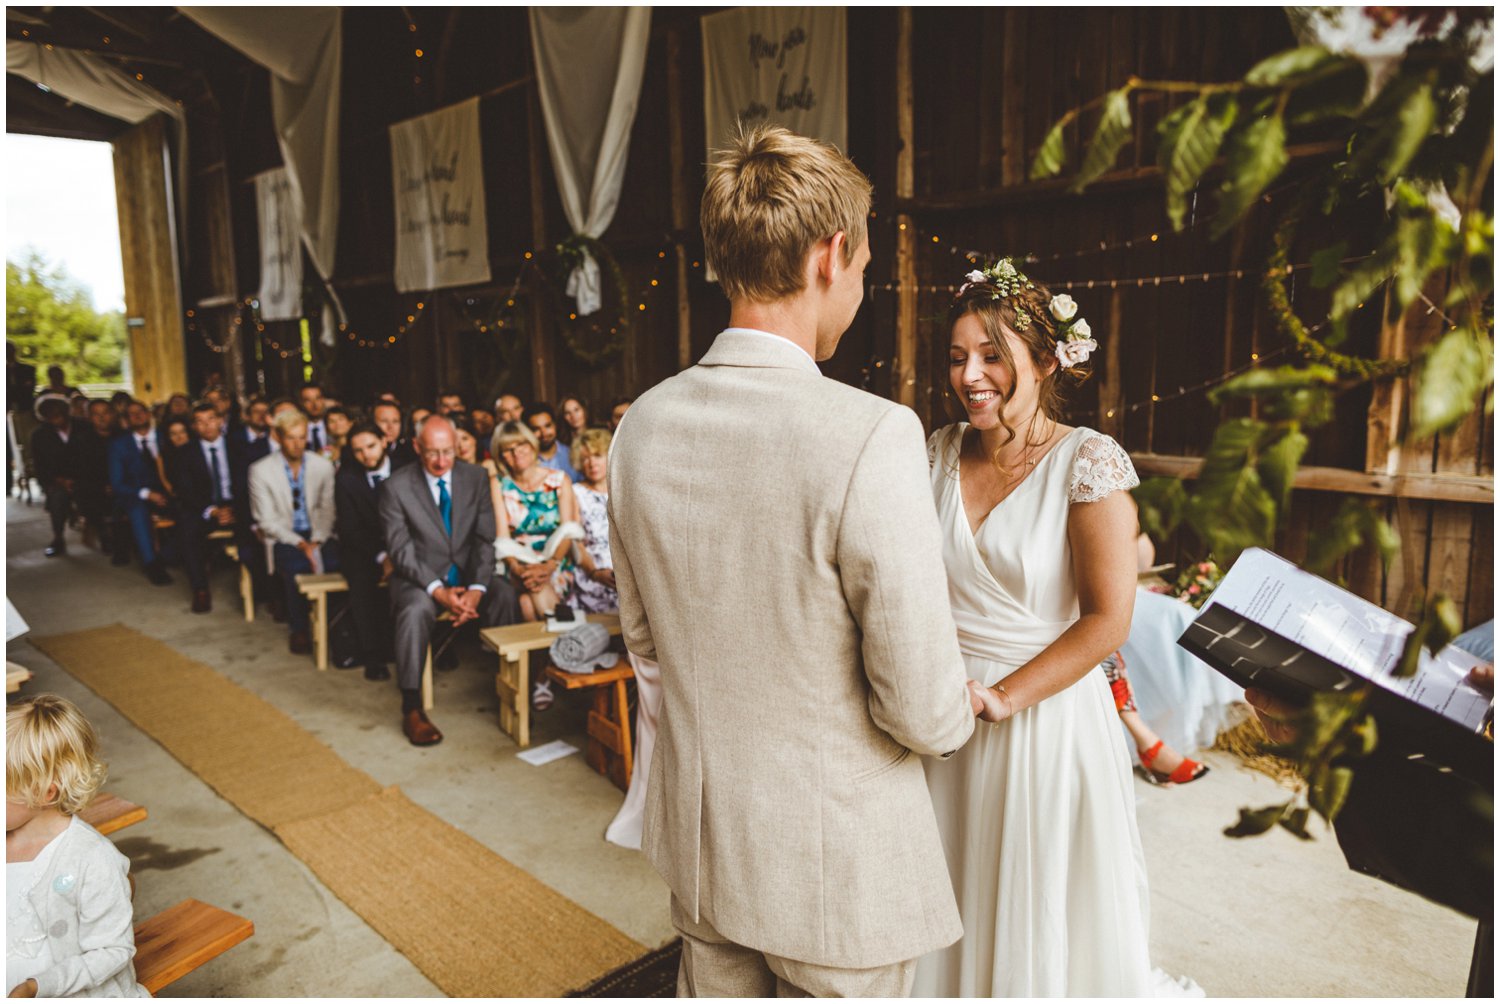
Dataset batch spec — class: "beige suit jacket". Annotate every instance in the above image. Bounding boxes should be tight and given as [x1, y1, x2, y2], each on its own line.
[609, 329, 975, 970]
[249, 451, 336, 568]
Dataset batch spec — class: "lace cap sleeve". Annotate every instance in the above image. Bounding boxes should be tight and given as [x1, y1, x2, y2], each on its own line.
[925, 426, 949, 468]
[1069, 432, 1139, 503]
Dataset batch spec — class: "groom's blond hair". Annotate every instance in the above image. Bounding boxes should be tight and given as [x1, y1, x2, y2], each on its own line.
[701, 123, 872, 303]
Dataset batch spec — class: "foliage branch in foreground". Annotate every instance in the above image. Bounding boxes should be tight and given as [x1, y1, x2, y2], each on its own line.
[1033, 7, 1494, 838]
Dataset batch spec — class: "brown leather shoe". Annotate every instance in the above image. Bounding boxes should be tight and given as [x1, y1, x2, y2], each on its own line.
[289, 630, 312, 655]
[191, 590, 211, 614]
[402, 708, 443, 747]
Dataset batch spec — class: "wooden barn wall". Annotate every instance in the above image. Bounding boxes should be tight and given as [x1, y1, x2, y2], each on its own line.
[113, 115, 187, 403]
[178, 7, 1490, 623]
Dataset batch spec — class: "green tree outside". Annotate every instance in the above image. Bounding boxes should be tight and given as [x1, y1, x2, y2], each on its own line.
[6, 248, 129, 385]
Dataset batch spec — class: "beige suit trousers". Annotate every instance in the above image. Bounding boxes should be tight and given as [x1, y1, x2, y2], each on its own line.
[672, 897, 916, 998]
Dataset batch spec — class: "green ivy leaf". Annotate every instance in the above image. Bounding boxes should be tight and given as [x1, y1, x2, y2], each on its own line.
[1278, 805, 1316, 841]
[1378, 82, 1436, 184]
[1257, 430, 1309, 520]
[1213, 112, 1289, 238]
[1309, 242, 1349, 289]
[1159, 95, 1239, 231]
[1395, 593, 1464, 679]
[1287, 61, 1369, 126]
[1185, 418, 1276, 564]
[1309, 766, 1354, 822]
[1224, 801, 1293, 838]
[1131, 477, 1189, 543]
[1352, 714, 1379, 757]
[1211, 364, 1340, 404]
[1071, 89, 1133, 193]
[1329, 245, 1396, 324]
[1307, 498, 1398, 577]
[1245, 46, 1341, 87]
[1411, 326, 1495, 438]
[1030, 118, 1069, 181]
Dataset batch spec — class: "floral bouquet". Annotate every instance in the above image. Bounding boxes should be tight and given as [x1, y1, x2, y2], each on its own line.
[1172, 559, 1223, 609]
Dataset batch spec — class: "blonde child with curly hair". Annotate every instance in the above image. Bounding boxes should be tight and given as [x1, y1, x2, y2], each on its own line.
[6, 695, 148, 998]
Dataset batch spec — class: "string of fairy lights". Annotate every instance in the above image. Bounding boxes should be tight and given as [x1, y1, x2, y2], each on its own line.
[184, 240, 685, 358]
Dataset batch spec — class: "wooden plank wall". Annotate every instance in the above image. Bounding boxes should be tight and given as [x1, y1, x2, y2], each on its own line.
[896, 7, 1492, 623]
[180, 8, 1489, 622]
[113, 114, 187, 403]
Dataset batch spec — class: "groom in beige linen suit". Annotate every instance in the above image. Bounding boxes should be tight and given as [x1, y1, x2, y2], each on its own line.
[608, 125, 980, 997]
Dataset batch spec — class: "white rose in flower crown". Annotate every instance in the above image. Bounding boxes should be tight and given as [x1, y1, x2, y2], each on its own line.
[1067, 317, 1092, 341]
[1055, 337, 1098, 368]
[1049, 294, 1078, 322]
[966, 270, 987, 284]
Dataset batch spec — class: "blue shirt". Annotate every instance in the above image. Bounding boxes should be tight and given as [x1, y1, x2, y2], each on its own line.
[537, 441, 580, 482]
[283, 458, 310, 534]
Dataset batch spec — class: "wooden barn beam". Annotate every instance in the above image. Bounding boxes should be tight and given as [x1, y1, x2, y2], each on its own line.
[525, 77, 556, 406]
[897, 141, 1344, 213]
[893, 7, 919, 414]
[1131, 453, 1493, 505]
[666, 24, 694, 373]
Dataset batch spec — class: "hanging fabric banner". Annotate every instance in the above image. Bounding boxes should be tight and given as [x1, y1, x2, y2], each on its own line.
[701, 7, 847, 159]
[530, 7, 652, 316]
[181, 8, 343, 285]
[389, 97, 492, 294]
[253, 168, 303, 321]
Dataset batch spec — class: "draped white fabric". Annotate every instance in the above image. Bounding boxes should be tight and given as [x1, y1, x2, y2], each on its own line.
[179, 7, 342, 283]
[389, 98, 492, 294]
[700, 7, 848, 155]
[254, 168, 303, 321]
[6, 40, 189, 239]
[605, 653, 660, 850]
[529, 7, 651, 315]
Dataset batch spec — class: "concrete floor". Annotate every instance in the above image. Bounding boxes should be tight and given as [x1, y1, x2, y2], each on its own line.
[4, 497, 1479, 997]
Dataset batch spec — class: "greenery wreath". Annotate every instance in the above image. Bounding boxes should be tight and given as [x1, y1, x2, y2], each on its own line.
[552, 234, 631, 367]
[1264, 217, 1408, 381]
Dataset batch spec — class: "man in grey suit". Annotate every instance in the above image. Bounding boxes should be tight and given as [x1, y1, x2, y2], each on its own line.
[379, 415, 520, 745]
[609, 125, 992, 996]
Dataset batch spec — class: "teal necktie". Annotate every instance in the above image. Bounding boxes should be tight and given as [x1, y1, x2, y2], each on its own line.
[438, 478, 459, 586]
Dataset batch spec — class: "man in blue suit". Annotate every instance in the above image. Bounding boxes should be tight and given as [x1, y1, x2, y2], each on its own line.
[108, 399, 173, 585]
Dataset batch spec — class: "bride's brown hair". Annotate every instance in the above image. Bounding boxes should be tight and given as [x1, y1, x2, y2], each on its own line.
[946, 274, 1089, 474]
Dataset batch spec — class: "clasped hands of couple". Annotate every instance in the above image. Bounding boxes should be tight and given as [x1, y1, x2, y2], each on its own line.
[967, 678, 1014, 724]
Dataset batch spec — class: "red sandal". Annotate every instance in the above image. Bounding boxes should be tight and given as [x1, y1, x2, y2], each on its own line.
[1138, 740, 1209, 785]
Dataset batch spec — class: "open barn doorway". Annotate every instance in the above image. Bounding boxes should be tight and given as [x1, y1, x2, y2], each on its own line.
[5, 133, 132, 398]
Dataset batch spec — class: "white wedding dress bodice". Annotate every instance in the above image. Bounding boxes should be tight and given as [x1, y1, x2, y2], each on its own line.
[912, 424, 1200, 998]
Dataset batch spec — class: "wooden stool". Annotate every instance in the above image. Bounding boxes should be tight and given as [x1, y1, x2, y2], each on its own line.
[479, 615, 622, 749]
[79, 792, 147, 836]
[295, 572, 349, 670]
[133, 899, 254, 994]
[206, 529, 254, 622]
[6, 661, 33, 694]
[415, 611, 454, 712]
[544, 662, 635, 791]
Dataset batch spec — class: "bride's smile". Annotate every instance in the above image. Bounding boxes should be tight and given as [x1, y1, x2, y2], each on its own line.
[949, 313, 1053, 433]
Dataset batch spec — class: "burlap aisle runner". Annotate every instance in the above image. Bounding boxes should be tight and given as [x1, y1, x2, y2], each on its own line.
[31, 624, 644, 996]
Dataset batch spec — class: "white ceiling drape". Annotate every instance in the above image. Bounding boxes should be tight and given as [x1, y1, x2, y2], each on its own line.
[179, 7, 342, 285]
[530, 7, 651, 315]
[6, 39, 190, 247]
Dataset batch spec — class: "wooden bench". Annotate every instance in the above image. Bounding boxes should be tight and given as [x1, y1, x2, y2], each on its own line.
[133, 898, 253, 994]
[152, 517, 254, 621]
[80, 793, 148, 837]
[295, 572, 430, 709]
[206, 529, 255, 623]
[295, 572, 351, 671]
[479, 614, 622, 748]
[544, 662, 635, 790]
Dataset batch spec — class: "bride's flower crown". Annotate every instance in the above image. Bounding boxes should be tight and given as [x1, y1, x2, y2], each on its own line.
[957, 258, 1098, 370]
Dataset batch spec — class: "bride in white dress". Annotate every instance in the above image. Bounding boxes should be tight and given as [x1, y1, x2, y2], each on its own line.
[912, 260, 1199, 997]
